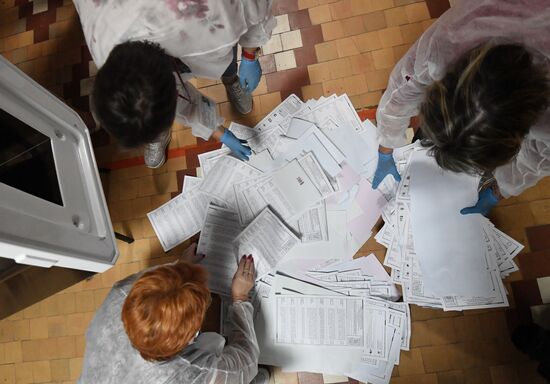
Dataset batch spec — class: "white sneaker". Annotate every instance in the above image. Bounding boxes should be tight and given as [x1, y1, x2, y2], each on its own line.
[144, 129, 171, 169]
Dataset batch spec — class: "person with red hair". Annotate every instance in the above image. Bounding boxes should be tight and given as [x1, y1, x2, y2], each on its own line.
[78, 244, 264, 384]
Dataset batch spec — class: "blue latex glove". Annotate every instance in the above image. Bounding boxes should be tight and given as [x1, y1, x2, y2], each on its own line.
[220, 130, 252, 161]
[372, 152, 401, 189]
[239, 58, 262, 93]
[460, 187, 500, 216]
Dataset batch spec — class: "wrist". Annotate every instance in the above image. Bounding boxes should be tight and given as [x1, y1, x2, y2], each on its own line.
[213, 127, 225, 141]
[232, 295, 249, 303]
[490, 183, 503, 201]
[242, 47, 260, 61]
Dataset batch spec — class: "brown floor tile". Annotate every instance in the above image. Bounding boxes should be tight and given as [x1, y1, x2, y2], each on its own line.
[426, 317, 459, 345]
[489, 365, 520, 384]
[300, 24, 324, 46]
[462, 367, 492, 384]
[390, 373, 438, 384]
[294, 45, 317, 66]
[273, 0, 299, 16]
[436, 370, 464, 384]
[511, 279, 543, 308]
[526, 224, 550, 252]
[260, 54, 277, 74]
[297, 372, 323, 384]
[517, 250, 550, 279]
[425, 0, 450, 18]
[399, 348, 426, 376]
[421, 345, 453, 373]
[288, 9, 311, 30]
[477, 311, 509, 340]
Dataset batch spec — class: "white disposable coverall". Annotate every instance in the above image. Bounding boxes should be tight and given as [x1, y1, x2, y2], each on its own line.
[78, 271, 259, 384]
[74, 0, 275, 140]
[376, 0, 550, 197]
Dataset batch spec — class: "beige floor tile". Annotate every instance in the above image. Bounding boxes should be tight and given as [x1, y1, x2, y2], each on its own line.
[281, 30, 303, 50]
[309, 4, 332, 25]
[274, 50, 297, 71]
[398, 348, 426, 376]
[272, 14, 290, 34]
[262, 34, 283, 55]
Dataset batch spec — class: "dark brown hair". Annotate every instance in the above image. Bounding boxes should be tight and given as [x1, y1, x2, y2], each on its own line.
[92, 41, 177, 148]
[122, 262, 210, 361]
[420, 43, 549, 174]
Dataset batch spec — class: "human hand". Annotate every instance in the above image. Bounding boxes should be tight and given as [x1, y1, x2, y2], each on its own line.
[220, 129, 252, 161]
[460, 186, 500, 216]
[231, 255, 255, 302]
[239, 58, 262, 93]
[180, 243, 204, 264]
[372, 150, 401, 189]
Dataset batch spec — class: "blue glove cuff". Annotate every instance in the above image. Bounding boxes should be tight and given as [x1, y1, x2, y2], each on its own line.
[378, 152, 394, 161]
[485, 187, 500, 206]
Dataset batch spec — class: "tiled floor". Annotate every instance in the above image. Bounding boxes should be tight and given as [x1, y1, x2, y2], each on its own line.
[1, 0, 550, 383]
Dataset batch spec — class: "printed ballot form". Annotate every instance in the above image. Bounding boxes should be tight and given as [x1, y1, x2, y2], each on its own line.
[147, 190, 211, 251]
[198, 204, 243, 294]
[275, 295, 365, 347]
[233, 207, 300, 278]
[200, 155, 262, 208]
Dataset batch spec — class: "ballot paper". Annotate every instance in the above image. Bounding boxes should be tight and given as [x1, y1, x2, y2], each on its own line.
[254, 157, 332, 221]
[198, 204, 243, 295]
[281, 124, 345, 178]
[197, 147, 231, 176]
[233, 207, 300, 278]
[200, 154, 262, 208]
[408, 149, 490, 297]
[255, 93, 303, 132]
[275, 295, 365, 347]
[182, 175, 202, 193]
[147, 190, 211, 251]
[297, 202, 328, 243]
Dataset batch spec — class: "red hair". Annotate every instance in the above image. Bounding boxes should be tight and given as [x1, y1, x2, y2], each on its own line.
[121, 262, 210, 361]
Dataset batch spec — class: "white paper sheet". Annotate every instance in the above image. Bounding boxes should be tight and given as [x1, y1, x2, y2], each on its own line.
[255, 94, 303, 132]
[182, 175, 203, 193]
[233, 207, 300, 278]
[197, 147, 232, 176]
[147, 190, 211, 251]
[197, 204, 242, 295]
[409, 149, 491, 297]
[298, 202, 328, 243]
[282, 125, 345, 178]
[275, 295, 365, 347]
[200, 155, 262, 208]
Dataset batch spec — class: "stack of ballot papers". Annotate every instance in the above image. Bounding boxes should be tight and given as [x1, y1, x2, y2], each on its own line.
[375, 143, 523, 311]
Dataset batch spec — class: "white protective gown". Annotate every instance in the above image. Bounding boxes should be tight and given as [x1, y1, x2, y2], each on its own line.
[78, 270, 259, 384]
[376, 0, 550, 197]
[74, 0, 275, 140]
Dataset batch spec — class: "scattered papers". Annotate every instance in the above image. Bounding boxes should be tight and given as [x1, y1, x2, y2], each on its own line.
[145, 92, 524, 384]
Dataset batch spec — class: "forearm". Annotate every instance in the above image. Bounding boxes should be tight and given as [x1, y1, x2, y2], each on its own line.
[217, 301, 259, 382]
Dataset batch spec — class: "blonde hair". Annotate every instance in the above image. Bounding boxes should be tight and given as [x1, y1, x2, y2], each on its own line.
[420, 43, 549, 174]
